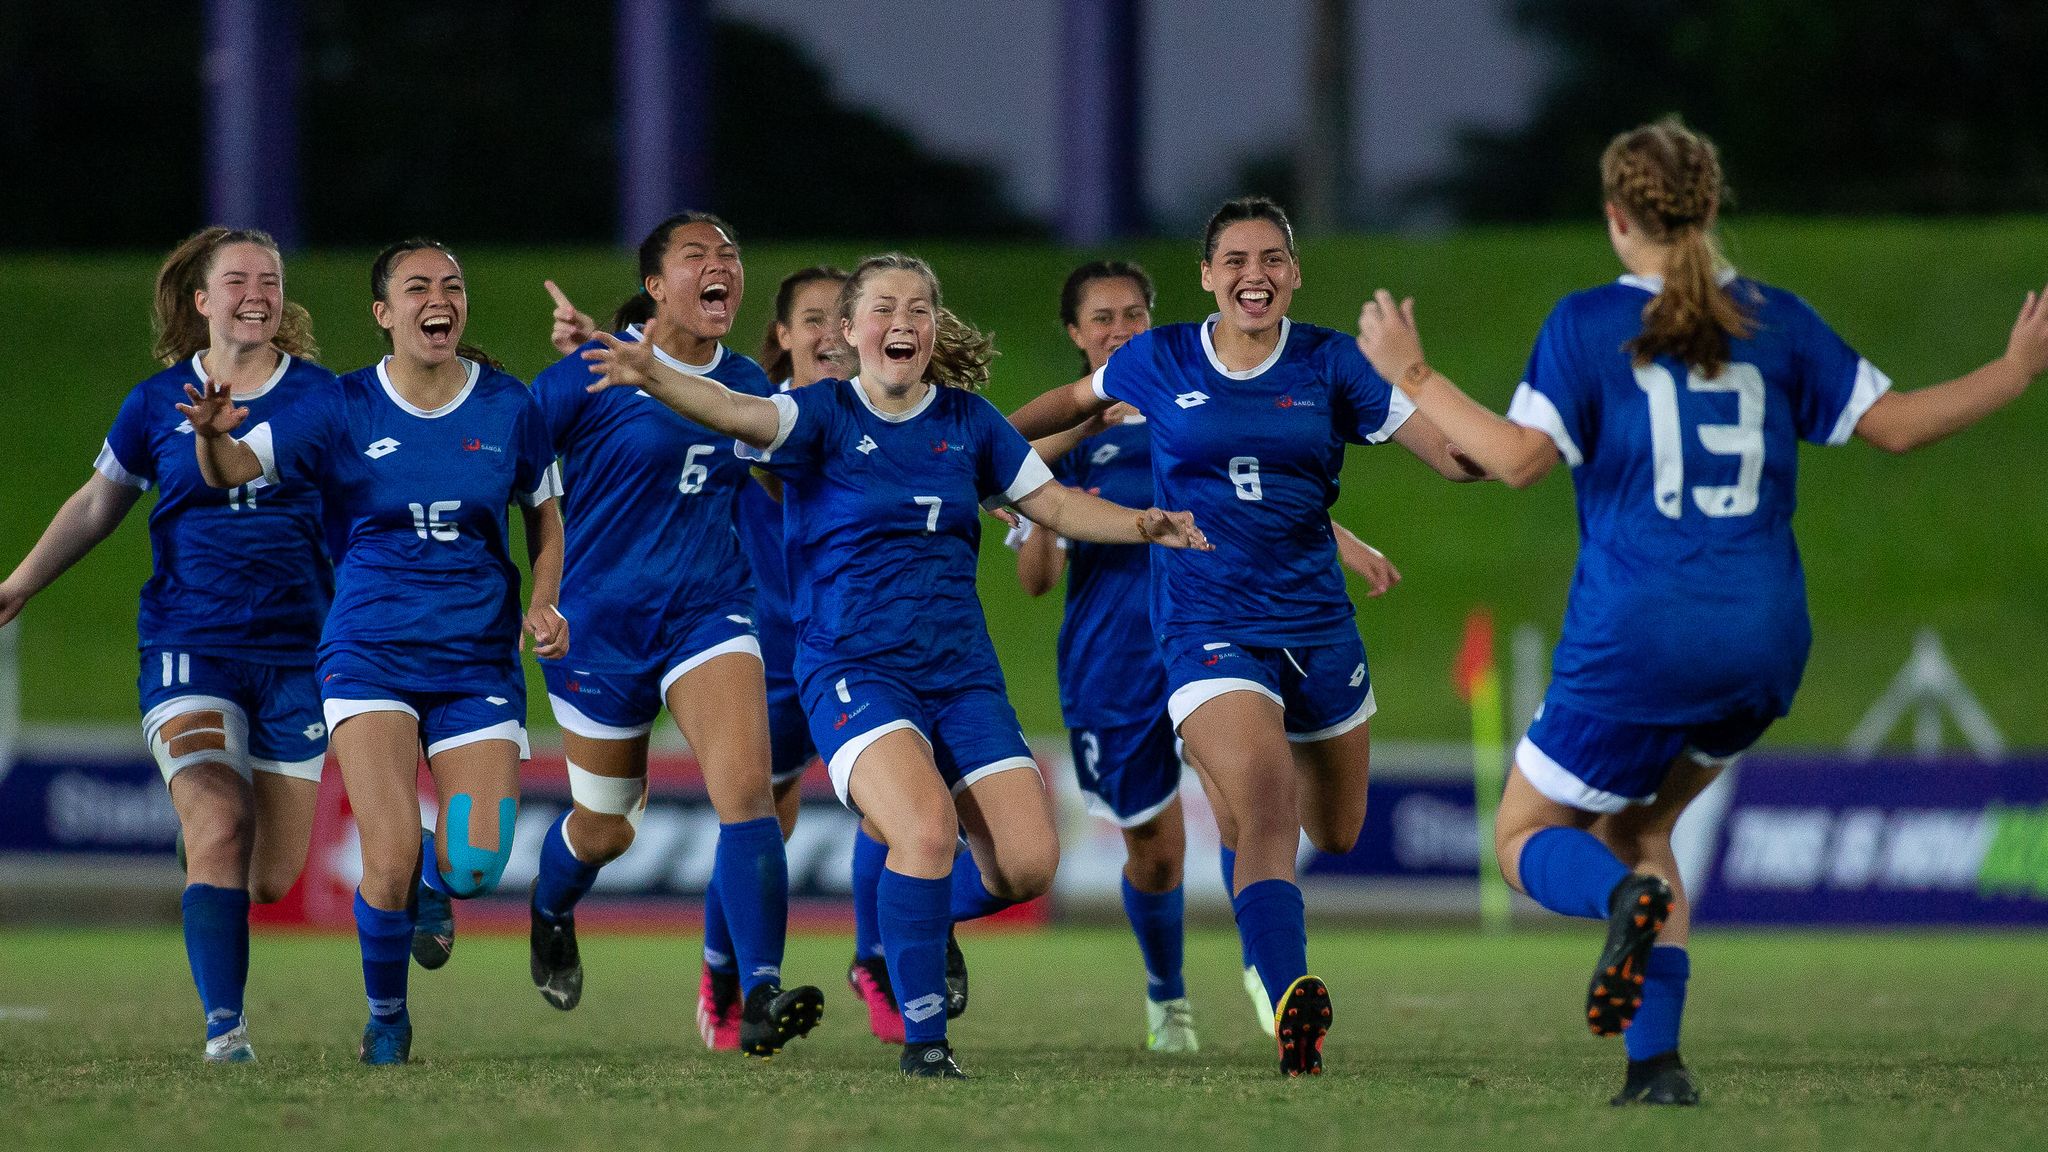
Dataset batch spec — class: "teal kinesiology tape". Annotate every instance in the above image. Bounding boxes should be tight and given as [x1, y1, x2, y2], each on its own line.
[442, 794, 517, 897]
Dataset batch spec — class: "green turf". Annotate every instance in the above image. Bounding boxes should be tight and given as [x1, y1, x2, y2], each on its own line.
[4, 219, 2046, 744]
[1, 926, 2043, 1150]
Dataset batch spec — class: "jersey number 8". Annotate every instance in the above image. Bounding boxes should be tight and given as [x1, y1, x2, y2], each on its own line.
[1228, 456, 1263, 501]
[1634, 363, 1765, 519]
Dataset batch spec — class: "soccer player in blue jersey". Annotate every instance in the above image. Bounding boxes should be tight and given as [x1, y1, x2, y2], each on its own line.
[0, 229, 331, 1064]
[1354, 118, 2048, 1105]
[182, 238, 569, 1066]
[583, 253, 1209, 1078]
[1011, 199, 1483, 1075]
[1012, 259, 1404, 1053]
[523, 215, 825, 1060]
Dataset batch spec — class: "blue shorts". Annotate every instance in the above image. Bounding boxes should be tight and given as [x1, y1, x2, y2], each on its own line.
[1161, 632, 1376, 741]
[766, 676, 818, 785]
[802, 665, 1038, 809]
[137, 648, 326, 783]
[318, 649, 531, 760]
[541, 609, 761, 741]
[1517, 697, 1773, 813]
[1070, 712, 1182, 828]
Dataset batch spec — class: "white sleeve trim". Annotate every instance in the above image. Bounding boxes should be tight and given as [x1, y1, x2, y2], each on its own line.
[1002, 518, 1035, 550]
[1001, 451, 1056, 504]
[1089, 364, 1112, 402]
[1825, 358, 1893, 446]
[738, 392, 801, 462]
[1365, 387, 1417, 444]
[520, 460, 564, 507]
[241, 423, 282, 487]
[92, 441, 149, 490]
[1506, 383, 1584, 468]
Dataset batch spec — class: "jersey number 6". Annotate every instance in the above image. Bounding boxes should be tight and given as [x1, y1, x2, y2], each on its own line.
[1634, 363, 1764, 519]
[677, 444, 715, 495]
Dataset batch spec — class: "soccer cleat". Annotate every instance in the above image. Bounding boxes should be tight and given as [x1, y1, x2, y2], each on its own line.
[412, 880, 454, 971]
[944, 928, 970, 1019]
[900, 1040, 968, 1079]
[528, 884, 583, 1011]
[1586, 873, 1673, 1037]
[696, 964, 742, 1051]
[1610, 1051, 1701, 1106]
[358, 1018, 412, 1066]
[847, 954, 906, 1044]
[738, 982, 825, 1059]
[1273, 975, 1332, 1077]
[203, 1023, 255, 1064]
[1243, 966, 1276, 1037]
[1146, 996, 1200, 1054]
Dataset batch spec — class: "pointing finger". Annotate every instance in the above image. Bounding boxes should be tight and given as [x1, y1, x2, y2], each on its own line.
[544, 279, 575, 311]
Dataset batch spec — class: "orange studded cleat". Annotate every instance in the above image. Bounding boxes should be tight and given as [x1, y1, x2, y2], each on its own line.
[1586, 874, 1672, 1037]
[1274, 975, 1333, 1077]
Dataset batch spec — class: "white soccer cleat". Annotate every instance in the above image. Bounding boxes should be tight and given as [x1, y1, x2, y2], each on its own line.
[1243, 966, 1276, 1037]
[204, 1022, 256, 1064]
[1146, 996, 1200, 1054]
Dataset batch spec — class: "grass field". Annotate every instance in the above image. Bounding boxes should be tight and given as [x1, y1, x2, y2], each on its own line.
[2, 925, 2043, 1150]
[4, 218, 2046, 744]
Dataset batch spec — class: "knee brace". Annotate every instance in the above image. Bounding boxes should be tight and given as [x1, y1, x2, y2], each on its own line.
[567, 760, 648, 829]
[146, 699, 250, 784]
[441, 793, 518, 897]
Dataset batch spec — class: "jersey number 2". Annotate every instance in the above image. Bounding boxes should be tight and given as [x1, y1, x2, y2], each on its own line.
[1634, 363, 1764, 519]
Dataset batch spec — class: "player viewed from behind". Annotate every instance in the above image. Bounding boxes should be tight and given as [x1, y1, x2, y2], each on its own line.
[583, 253, 1210, 1078]
[1009, 259, 1401, 1053]
[180, 238, 569, 1066]
[1010, 197, 1486, 1076]
[525, 216, 826, 1061]
[0, 229, 333, 1065]
[1354, 116, 2048, 1106]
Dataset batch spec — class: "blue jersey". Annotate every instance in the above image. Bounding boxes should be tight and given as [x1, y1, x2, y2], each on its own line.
[533, 329, 772, 671]
[741, 378, 1053, 691]
[245, 358, 562, 688]
[1093, 317, 1412, 646]
[1049, 417, 1164, 729]
[734, 383, 800, 691]
[97, 353, 335, 663]
[1506, 273, 1891, 724]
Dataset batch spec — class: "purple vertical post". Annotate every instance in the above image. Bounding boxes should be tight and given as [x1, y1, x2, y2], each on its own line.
[203, 0, 301, 247]
[617, 0, 710, 246]
[1058, 0, 1145, 245]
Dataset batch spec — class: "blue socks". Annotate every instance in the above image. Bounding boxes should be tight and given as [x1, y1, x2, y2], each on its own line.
[1517, 826, 1631, 920]
[877, 868, 951, 1045]
[532, 811, 603, 923]
[701, 868, 737, 974]
[712, 817, 788, 996]
[949, 844, 1018, 923]
[1121, 875, 1186, 1003]
[851, 825, 888, 960]
[1220, 846, 1255, 968]
[419, 828, 452, 897]
[1626, 945, 1690, 1061]
[1231, 878, 1307, 1013]
[180, 884, 250, 1040]
[353, 889, 413, 1025]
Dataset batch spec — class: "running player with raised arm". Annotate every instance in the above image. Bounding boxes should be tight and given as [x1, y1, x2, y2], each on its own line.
[525, 216, 825, 1060]
[0, 229, 332, 1064]
[1354, 118, 2048, 1106]
[181, 238, 568, 1066]
[1009, 198, 1484, 1076]
[584, 253, 1209, 1078]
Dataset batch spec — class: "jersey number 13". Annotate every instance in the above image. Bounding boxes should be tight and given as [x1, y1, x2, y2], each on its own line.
[1634, 362, 1764, 519]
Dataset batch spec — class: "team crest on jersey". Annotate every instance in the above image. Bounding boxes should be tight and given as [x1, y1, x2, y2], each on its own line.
[855, 435, 878, 455]
[1174, 390, 1210, 409]
[930, 438, 963, 453]
[1275, 396, 1316, 410]
[461, 437, 502, 453]
[364, 437, 401, 459]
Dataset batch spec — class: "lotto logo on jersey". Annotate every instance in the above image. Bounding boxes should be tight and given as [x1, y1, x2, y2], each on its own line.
[364, 437, 401, 459]
[174, 419, 195, 435]
[855, 435, 878, 455]
[1174, 390, 1210, 409]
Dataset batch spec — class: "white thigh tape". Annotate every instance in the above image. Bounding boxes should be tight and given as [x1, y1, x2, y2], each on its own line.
[567, 760, 648, 826]
[145, 699, 250, 783]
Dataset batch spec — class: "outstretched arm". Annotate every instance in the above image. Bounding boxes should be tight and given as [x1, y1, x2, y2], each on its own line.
[176, 380, 265, 488]
[582, 317, 785, 448]
[0, 473, 144, 627]
[1853, 286, 2048, 454]
[1011, 482, 1210, 551]
[1010, 375, 1113, 441]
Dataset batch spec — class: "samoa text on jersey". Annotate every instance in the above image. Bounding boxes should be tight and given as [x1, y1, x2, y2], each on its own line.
[241, 357, 562, 689]
[97, 352, 336, 662]
[532, 327, 771, 672]
[1506, 272, 1892, 724]
[739, 377, 1053, 694]
[1093, 317, 1413, 647]
[1051, 416, 1167, 729]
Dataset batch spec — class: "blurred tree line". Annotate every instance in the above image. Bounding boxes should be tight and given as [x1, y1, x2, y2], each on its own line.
[1435, 0, 2048, 221]
[0, 1, 1037, 248]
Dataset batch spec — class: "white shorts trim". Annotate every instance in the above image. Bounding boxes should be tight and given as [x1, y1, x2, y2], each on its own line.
[659, 635, 763, 698]
[425, 719, 531, 761]
[826, 719, 929, 808]
[545, 693, 654, 742]
[1514, 734, 1648, 815]
[1082, 782, 1182, 830]
[952, 755, 1040, 797]
[142, 694, 249, 783]
[323, 697, 419, 731]
[1286, 687, 1378, 744]
[1167, 677, 1283, 732]
[1683, 745, 1745, 771]
[248, 754, 326, 782]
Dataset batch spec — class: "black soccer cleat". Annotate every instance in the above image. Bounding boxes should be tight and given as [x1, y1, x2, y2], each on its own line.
[1610, 1051, 1701, 1106]
[1586, 873, 1673, 1037]
[944, 928, 970, 1020]
[900, 1041, 968, 1079]
[528, 883, 583, 1011]
[1274, 975, 1333, 1077]
[738, 982, 825, 1059]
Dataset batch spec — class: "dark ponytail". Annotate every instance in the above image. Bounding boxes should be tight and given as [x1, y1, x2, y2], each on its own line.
[368, 237, 503, 371]
[609, 291, 657, 332]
